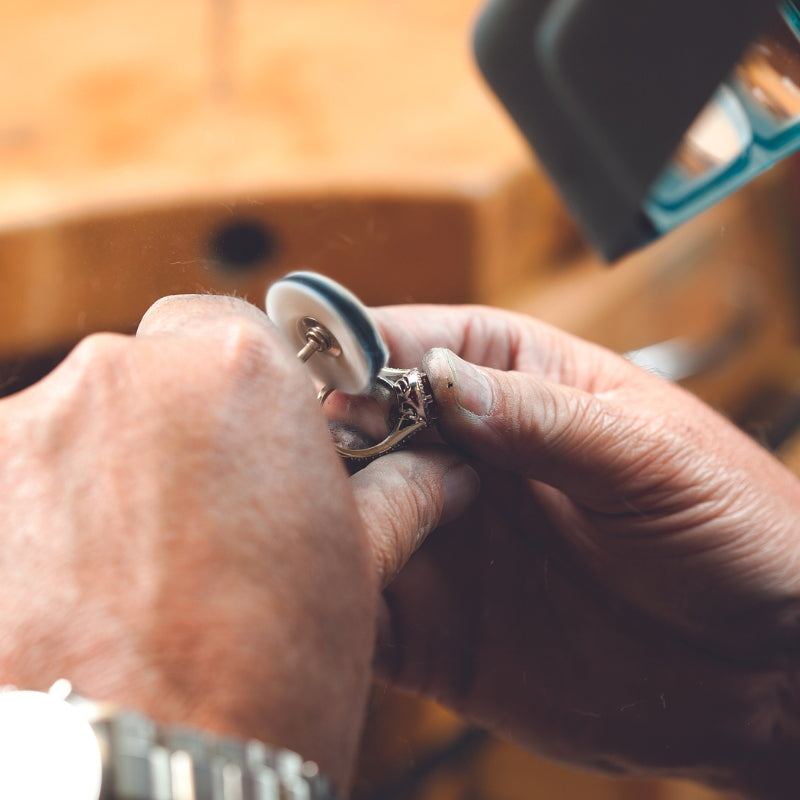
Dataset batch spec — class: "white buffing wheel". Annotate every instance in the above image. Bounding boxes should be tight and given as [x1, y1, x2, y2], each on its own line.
[266, 271, 389, 395]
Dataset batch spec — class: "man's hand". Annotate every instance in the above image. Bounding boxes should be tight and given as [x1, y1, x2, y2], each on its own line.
[0, 295, 477, 790]
[372, 304, 800, 800]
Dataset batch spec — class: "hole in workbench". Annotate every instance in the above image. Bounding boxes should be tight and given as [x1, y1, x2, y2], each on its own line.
[208, 219, 278, 272]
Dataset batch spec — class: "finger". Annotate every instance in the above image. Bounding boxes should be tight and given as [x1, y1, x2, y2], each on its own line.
[374, 551, 461, 689]
[135, 294, 307, 391]
[137, 294, 272, 338]
[422, 348, 663, 509]
[371, 304, 522, 369]
[350, 447, 480, 588]
[371, 304, 629, 390]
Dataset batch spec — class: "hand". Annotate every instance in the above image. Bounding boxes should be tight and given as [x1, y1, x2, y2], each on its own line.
[0, 295, 477, 789]
[372, 304, 800, 799]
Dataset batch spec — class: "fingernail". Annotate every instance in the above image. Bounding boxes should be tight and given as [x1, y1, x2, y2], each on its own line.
[436, 349, 493, 416]
[440, 463, 480, 526]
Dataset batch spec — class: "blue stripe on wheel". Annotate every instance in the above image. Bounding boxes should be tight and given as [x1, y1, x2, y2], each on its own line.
[283, 272, 387, 385]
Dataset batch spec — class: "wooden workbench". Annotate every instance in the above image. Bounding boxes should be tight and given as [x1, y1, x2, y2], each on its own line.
[0, 0, 574, 361]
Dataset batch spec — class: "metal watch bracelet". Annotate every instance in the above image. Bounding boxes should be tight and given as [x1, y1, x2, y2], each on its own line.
[93, 710, 338, 800]
[0, 680, 341, 800]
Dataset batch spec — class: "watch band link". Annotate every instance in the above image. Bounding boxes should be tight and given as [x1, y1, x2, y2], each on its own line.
[91, 709, 337, 800]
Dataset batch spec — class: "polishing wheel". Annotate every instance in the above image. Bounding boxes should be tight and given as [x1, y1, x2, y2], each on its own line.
[266, 271, 389, 395]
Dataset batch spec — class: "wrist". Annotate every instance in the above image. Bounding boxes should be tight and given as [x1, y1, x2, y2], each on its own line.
[0, 625, 371, 793]
[0, 539, 377, 791]
[0, 680, 344, 800]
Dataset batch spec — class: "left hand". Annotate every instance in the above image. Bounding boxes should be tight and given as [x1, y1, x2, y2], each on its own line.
[370, 303, 800, 799]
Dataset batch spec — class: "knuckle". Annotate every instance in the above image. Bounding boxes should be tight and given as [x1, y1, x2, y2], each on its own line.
[369, 526, 399, 583]
[61, 332, 130, 385]
[139, 294, 262, 333]
[43, 333, 134, 423]
[141, 293, 183, 318]
[390, 464, 438, 533]
[488, 375, 548, 456]
[215, 317, 291, 383]
[70, 330, 128, 361]
[137, 294, 189, 333]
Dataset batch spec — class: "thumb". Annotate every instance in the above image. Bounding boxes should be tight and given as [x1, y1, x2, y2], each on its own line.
[350, 447, 480, 588]
[423, 348, 653, 509]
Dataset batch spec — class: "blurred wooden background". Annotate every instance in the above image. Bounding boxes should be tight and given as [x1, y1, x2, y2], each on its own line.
[3, 1, 800, 798]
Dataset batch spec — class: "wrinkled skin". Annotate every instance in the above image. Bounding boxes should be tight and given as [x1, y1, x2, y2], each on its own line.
[5, 291, 800, 798]
[0, 295, 478, 790]
[372, 305, 800, 800]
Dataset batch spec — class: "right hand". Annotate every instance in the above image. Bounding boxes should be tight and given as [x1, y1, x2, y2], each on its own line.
[371, 304, 800, 799]
[0, 294, 473, 791]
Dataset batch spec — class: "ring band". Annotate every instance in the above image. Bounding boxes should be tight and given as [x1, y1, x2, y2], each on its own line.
[318, 367, 436, 463]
